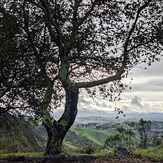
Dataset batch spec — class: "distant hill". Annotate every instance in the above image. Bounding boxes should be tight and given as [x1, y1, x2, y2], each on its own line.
[1, 114, 163, 154]
[54, 110, 163, 121]
[123, 112, 163, 120]
[75, 114, 163, 124]
[0, 114, 117, 154]
[78, 110, 163, 120]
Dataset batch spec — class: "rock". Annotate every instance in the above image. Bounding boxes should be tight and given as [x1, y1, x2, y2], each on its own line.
[114, 147, 130, 155]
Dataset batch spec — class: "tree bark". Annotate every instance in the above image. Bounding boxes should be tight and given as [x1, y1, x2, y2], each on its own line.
[43, 121, 64, 155]
[44, 86, 79, 155]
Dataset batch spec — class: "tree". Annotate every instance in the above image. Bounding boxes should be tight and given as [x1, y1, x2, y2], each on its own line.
[104, 134, 121, 149]
[104, 127, 136, 149]
[138, 118, 152, 149]
[117, 127, 136, 148]
[1, 0, 163, 155]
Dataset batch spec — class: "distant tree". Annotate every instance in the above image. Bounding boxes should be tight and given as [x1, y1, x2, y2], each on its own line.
[138, 119, 152, 149]
[105, 127, 136, 149]
[1, 0, 163, 155]
[117, 127, 136, 148]
[104, 134, 121, 149]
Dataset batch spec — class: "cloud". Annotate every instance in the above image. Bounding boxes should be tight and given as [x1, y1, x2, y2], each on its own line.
[130, 96, 142, 107]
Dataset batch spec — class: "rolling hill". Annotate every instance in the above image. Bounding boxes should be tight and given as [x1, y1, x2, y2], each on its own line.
[1, 114, 163, 156]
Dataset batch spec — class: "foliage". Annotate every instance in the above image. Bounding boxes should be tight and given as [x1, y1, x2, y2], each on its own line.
[82, 146, 96, 155]
[152, 135, 163, 147]
[138, 119, 152, 149]
[104, 126, 136, 149]
[1, 116, 163, 158]
[0, 4, 23, 114]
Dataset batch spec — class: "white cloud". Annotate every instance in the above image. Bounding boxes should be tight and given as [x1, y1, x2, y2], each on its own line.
[130, 96, 142, 108]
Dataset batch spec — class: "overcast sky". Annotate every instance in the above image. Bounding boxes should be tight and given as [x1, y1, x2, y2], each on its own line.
[78, 57, 163, 114]
[54, 57, 163, 118]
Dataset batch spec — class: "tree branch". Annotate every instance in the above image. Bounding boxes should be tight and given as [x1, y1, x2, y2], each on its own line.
[75, 1, 152, 88]
[123, 0, 152, 64]
[76, 66, 125, 88]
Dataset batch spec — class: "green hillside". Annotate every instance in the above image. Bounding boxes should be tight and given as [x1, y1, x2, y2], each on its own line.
[0, 113, 46, 153]
[63, 126, 116, 154]
[0, 115, 141, 154]
[1, 114, 116, 155]
[69, 126, 115, 146]
[1, 115, 163, 159]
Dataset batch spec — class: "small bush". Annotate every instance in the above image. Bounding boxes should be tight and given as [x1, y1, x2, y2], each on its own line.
[83, 146, 95, 155]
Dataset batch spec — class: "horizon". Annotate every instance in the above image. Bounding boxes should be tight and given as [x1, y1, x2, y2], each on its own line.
[53, 109, 163, 120]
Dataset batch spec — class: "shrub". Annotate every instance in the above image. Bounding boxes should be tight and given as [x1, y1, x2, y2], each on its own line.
[83, 146, 95, 155]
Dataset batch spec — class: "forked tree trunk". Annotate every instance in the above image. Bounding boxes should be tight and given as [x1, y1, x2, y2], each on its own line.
[44, 121, 64, 155]
[44, 86, 79, 155]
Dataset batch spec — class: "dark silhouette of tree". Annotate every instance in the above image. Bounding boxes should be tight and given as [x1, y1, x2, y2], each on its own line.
[104, 134, 121, 149]
[138, 118, 152, 149]
[105, 127, 136, 149]
[1, 0, 163, 155]
[0, 4, 21, 114]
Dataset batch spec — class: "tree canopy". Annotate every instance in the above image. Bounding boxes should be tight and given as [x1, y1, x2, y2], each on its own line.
[0, 4, 21, 114]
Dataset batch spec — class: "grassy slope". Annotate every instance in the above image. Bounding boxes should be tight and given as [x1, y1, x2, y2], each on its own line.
[70, 126, 115, 146]
[134, 145, 163, 160]
[1, 117, 115, 154]
[0, 114, 46, 153]
[1, 116, 163, 161]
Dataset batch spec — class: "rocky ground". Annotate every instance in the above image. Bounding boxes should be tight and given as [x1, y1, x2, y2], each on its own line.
[0, 154, 163, 163]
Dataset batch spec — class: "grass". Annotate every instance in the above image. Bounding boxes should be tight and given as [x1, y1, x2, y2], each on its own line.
[134, 145, 163, 160]
[0, 151, 43, 157]
[93, 149, 113, 156]
[71, 126, 115, 146]
[63, 141, 81, 154]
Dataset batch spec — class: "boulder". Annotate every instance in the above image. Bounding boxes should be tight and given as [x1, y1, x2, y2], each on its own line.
[114, 147, 130, 155]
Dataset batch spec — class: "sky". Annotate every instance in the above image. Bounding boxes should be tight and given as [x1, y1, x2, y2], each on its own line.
[77, 57, 163, 116]
[54, 57, 163, 119]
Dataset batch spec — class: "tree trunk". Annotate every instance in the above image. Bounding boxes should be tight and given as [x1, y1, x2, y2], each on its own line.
[44, 86, 79, 155]
[44, 121, 64, 155]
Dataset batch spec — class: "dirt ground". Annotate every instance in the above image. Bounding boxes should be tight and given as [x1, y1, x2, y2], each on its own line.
[0, 154, 163, 163]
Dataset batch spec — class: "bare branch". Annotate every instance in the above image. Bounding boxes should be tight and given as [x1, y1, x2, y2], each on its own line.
[123, 0, 152, 64]
[76, 67, 125, 88]
[75, 0, 152, 88]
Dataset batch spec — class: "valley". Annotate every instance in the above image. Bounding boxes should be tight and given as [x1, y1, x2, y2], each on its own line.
[1, 115, 163, 161]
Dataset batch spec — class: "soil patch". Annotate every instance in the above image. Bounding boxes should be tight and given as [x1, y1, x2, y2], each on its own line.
[0, 154, 163, 163]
